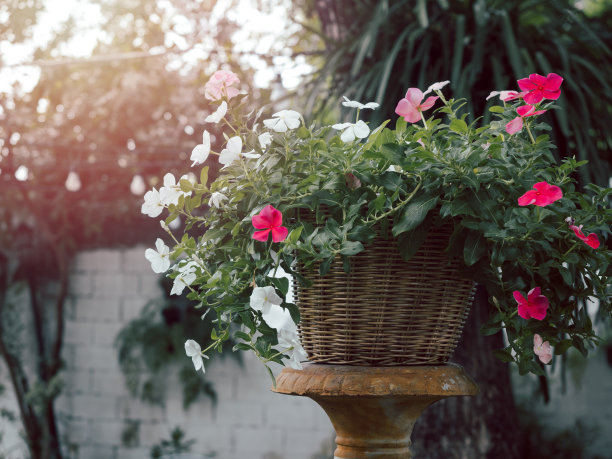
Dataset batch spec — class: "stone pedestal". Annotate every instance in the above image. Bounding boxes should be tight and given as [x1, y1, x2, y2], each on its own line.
[273, 363, 478, 459]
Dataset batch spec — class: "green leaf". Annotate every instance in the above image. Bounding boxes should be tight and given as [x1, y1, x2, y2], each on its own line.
[492, 348, 514, 363]
[554, 339, 573, 355]
[179, 179, 194, 193]
[392, 194, 439, 236]
[339, 240, 364, 256]
[397, 213, 433, 261]
[200, 166, 209, 187]
[489, 105, 505, 114]
[464, 230, 486, 266]
[450, 118, 468, 135]
[481, 322, 502, 337]
[270, 277, 289, 296]
[319, 257, 333, 276]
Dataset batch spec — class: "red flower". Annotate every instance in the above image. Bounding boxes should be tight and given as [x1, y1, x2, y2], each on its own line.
[505, 104, 547, 135]
[395, 88, 438, 123]
[570, 225, 600, 249]
[517, 181, 562, 207]
[252, 205, 289, 243]
[517, 73, 563, 105]
[513, 287, 549, 321]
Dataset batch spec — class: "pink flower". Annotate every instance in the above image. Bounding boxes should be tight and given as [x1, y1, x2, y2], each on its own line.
[533, 334, 553, 364]
[517, 181, 562, 207]
[517, 73, 563, 105]
[395, 88, 438, 123]
[513, 287, 549, 321]
[570, 225, 600, 249]
[204, 70, 241, 101]
[505, 104, 547, 135]
[252, 205, 289, 243]
[502, 91, 527, 101]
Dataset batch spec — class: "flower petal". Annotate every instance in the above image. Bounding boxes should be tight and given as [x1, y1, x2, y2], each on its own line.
[506, 117, 524, 135]
[271, 226, 289, 243]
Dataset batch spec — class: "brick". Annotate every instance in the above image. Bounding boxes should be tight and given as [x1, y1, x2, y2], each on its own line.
[73, 346, 120, 371]
[68, 272, 93, 297]
[122, 246, 153, 273]
[284, 428, 335, 459]
[71, 394, 117, 420]
[117, 397, 166, 422]
[90, 419, 125, 446]
[63, 320, 94, 345]
[214, 400, 264, 428]
[75, 444, 117, 459]
[91, 370, 131, 397]
[139, 272, 164, 298]
[121, 298, 148, 321]
[73, 250, 122, 273]
[233, 426, 284, 458]
[60, 418, 91, 444]
[92, 273, 130, 299]
[93, 322, 125, 346]
[74, 297, 121, 322]
[138, 421, 166, 447]
[62, 369, 93, 395]
[265, 398, 325, 431]
[114, 447, 151, 459]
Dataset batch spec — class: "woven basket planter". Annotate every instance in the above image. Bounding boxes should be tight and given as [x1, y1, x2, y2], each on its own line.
[295, 218, 475, 366]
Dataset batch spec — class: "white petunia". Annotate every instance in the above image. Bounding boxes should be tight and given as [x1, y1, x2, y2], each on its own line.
[204, 101, 227, 123]
[190, 130, 211, 167]
[208, 191, 228, 209]
[141, 187, 164, 218]
[159, 173, 191, 206]
[341, 96, 379, 110]
[145, 238, 171, 273]
[423, 80, 450, 96]
[258, 132, 272, 149]
[332, 120, 370, 143]
[184, 339, 208, 373]
[250, 286, 283, 315]
[263, 110, 301, 133]
[170, 261, 198, 296]
[219, 136, 242, 167]
[486, 90, 515, 101]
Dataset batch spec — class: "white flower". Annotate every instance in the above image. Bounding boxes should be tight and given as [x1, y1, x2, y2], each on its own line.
[423, 80, 450, 96]
[204, 101, 227, 123]
[486, 90, 515, 101]
[159, 173, 191, 206]
[263, 110, 301, 133]
[141, 187, 164, 218]
[170, 261, 198, 295]
[332, 120, 370, 142]
[258, 132, 272, 149]
[145, 238, 170, 273]
[250, 286, 283, 314]
[341, 96, 379, 110]
[242, 151, 261, 159]
[185, 339, 208, 373]
[261, 305, 306, 370]
[219, 136, 242, 167]
[191, 130, 211, 167]
[208, 191, 228, 208]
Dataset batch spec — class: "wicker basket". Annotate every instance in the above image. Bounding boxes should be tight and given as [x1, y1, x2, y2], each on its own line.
[295, 218, 475, 366]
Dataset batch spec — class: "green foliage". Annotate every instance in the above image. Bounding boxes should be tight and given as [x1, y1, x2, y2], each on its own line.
[153, 75, 612, 377]
[115, 277, 239, 409]
[150, 427, 200, 459]
[304, 0, 612, 186]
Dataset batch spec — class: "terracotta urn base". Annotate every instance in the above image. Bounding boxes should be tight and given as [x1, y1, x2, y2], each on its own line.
[273, 363, 479, 459]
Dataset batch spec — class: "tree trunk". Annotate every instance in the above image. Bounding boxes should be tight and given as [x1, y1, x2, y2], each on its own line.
[410, 285, 521, 459]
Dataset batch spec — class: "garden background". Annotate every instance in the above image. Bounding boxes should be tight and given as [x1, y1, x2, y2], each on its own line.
[1, 1, 611, 458]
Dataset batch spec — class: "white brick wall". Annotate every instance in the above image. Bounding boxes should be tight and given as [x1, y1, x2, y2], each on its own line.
[57, 246, 333, 459]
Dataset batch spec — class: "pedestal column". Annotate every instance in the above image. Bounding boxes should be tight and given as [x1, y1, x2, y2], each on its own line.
[273, 363, 478, 459]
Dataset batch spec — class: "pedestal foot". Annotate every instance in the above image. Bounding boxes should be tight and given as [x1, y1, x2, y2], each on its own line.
[273, 363, 478, 459]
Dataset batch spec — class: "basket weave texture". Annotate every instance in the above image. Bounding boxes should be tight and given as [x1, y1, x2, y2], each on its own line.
[295, 219, 475, 366]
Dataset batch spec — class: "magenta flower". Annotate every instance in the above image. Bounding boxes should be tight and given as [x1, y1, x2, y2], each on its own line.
[517, 181, 562, 207]
[395, 88, 438, 123]
[570, 225, 600, 249]
[533, 334, 553, 364]
[252, 205, 289, 243]
[513, 287, 549, 321]
[505, 104, 547, 135]
[204, 70, 241, 101]
[517, 73, 563, 105]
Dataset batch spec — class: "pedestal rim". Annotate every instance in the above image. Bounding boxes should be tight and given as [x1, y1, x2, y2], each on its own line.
[273, 362, 479, 397]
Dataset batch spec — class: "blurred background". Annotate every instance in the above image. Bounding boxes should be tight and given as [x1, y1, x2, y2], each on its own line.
[0, 0, 611, 458]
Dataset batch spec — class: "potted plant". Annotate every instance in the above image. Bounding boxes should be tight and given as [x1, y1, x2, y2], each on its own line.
[141, 69, 611, 379]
